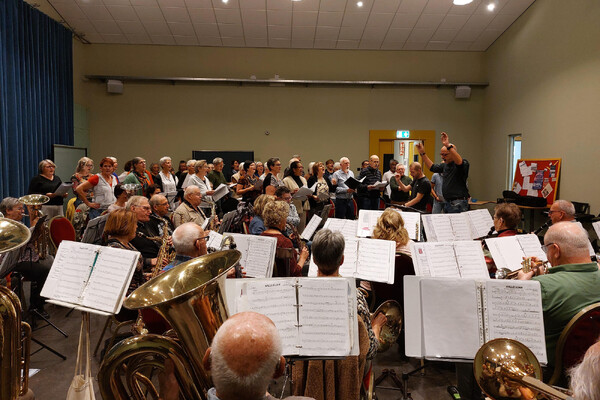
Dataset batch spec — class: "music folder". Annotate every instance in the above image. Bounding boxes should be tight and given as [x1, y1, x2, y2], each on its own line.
[404, 276, 547, 365]
[41, 241, 140, 316]
[225, 277, 359, 358]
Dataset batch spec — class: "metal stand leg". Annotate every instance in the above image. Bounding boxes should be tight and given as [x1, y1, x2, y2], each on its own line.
[30, 308, 69, 337]
[31, 337, 67, 360]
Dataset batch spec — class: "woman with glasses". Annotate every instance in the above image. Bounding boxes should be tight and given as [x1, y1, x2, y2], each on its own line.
[27, 159, 67, 218]
[70, 157, 94, 206]
[122, 157, 154, 196]
[75, 157, 118, 219]
[283, 160, 310, 233]
[262, 157, 283, 195]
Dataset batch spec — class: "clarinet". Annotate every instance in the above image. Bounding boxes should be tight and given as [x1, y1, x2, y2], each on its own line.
[475, 226, 496, 241]
[532, 220, 552, 235]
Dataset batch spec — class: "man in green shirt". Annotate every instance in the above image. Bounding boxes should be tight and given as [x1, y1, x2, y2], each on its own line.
[519, 222, 600, 365]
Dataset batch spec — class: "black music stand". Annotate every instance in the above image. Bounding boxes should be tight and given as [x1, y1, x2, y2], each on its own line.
[81, 214, 108, 245]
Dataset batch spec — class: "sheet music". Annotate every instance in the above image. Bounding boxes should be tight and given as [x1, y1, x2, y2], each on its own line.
[356, 210, 384, 238]
[429, 214, 454, 241]
[298, 278, 351, 356]
[53, 182, 72, 196]
[230, 233, 277, 278]
[81, 247, 139, 313]
[395, 210, 421, 241]
[454, 241, 489, 280]
[307, 238, 358, 279]
[448, 214, 473, 240]
[485, 236, 527, 272]
[466, 209, 494, 239]
[409, 242, 432, 276]
[206, 230, 223, 250]
[420, 278, 481, 359]
[355, 239, 396, 284]
[212, 184, 230, 201]
[323, 218, 358, 240]
[516, 234, 547, 261]
[425, 242, 460, 277]
[421, 215, 437, 242]
[293, 186, 313, 199]
[483, 280, 547, 364]
[242, 280, 300, 356]
[301, 215, 322, 241]
[593, 221, 600, 241]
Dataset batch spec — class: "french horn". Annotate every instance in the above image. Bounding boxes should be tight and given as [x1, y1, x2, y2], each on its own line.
[98, 249, 242, 400]
[474, 338, 570, 400]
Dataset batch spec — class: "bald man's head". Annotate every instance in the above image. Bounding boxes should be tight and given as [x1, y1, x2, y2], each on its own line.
[205, 312, 284, 400]
[544, 222, 591, 266]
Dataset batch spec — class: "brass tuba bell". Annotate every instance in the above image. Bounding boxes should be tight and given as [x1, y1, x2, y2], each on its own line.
[474, 338, 570, 400]
[373, 300, 402, 353]
[98, 249, 242, 400]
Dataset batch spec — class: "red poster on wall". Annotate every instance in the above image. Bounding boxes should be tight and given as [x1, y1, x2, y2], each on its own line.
[512, 158, 561, 205]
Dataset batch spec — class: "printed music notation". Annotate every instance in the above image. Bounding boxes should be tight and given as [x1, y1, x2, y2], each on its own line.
[421, 209, 494, 242]
[229, 277, 358, 357]
[41, 241, 140, 315]
[485, 234, 548, 272]
[410, 241, 488, 279]
[356, 209, 421, 241]
[323, 218, 358, 240]
[208, 232, 277, 278]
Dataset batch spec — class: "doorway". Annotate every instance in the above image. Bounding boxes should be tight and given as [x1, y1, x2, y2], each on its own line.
[369, 130, 436, 179]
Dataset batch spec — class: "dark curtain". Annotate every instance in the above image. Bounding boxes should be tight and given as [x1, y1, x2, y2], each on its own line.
[0, 0, 73, 199]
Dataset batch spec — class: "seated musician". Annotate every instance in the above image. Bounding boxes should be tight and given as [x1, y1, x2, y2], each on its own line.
[148, 194, 174, 235]
[0, 197, 53, 316]
[292, 229, 386, 400]
[261, 201, 308, 277]
[569, 340, 600, 400]
[159, 311, 314, 400]
[162, 222, 208, 272]
[274, 186, 300, 238]
[126, 196, 162, 270]
[518, 222, 600, 367]
[172, 185, 207, 228]
[485, 203, 522, 275]
[548, 199, 576, 225]
[249, 194, 275, 235]
[107, 183, 128, 213]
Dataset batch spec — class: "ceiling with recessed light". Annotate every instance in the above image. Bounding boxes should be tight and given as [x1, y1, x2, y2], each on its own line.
[44, 0, 535, 51]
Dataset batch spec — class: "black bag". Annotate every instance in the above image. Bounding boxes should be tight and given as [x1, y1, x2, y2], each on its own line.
[502, 190, 547, 207]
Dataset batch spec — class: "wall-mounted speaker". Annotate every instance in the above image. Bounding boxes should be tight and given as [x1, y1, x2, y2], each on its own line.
[107, 79, 123, 94]
[455, 85, 471, 99]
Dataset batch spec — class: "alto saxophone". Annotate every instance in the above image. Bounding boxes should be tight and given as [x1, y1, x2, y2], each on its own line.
[209, 201, 219, 231]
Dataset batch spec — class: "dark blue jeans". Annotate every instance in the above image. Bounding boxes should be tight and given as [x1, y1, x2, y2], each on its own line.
[444, 199, 469, 213]
[359, 196, 380, 211]
[335, 198, 355, 219]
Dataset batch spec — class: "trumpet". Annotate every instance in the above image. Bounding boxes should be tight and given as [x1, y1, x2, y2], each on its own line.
[495, 257, 550, 279]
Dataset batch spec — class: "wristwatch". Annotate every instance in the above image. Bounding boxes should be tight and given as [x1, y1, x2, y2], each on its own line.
[446, 144, 454, 150]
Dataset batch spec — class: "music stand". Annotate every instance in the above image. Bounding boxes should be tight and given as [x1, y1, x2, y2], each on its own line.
[81, 214, 108, 245]
[219, 211, 236, 234]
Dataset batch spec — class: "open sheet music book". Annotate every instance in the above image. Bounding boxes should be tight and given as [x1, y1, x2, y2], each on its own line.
[41, 241, 139, 315]
[356, 209, 421, 241]
[226, 277, 359, 357]
[206, 231, 276, 278]
[421, 209, 494, 242]
[593, 221, 600, 241]
[322, 218, 358, 240]
[344, 176, 365, 190]
[404, 276, 547, 364]
[212, 184, 230, 201]
[485, 234, 547, 272]
[410, 241, 489, 279]
[307, 238, 396, 283]
[301, 214, 322, 241]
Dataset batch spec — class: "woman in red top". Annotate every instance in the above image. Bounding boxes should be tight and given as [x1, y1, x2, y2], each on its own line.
[261, 201, 308, 277]
[75, 157, 118, 219]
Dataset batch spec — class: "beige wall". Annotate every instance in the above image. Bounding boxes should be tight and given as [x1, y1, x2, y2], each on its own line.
[76, 45, 486, 195]
[483, 0, 600, 213]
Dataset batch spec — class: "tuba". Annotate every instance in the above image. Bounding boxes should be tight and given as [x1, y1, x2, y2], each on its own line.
[18, 195, 50, 259]
[373, 300, 403, 353]
[474, 338, 570, 400]
[98, 249, 242, 400]
[0, 218, 33, 400]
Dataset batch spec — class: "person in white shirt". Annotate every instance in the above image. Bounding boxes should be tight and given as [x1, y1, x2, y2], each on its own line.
[382, 159, 398, 204]
[332, 157, 356, 219]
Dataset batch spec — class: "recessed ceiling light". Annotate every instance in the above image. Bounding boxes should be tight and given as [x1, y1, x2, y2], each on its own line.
[222, 0, 228, 3]
[357, 1, 363, 7]
[453, 0, 473, 5]
[487, 3, 496, 11]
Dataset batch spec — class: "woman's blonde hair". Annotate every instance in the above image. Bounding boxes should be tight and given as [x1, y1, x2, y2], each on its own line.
[104, 209, 137, 238]
[253, 194, 275, 218]
[263, 201, 289, 229]
[372, 208, 409, 246]
[76, 157, 93, 173]
[194, 159, 207, 173]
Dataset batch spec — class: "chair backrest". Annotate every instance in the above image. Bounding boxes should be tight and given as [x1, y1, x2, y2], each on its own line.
[549, 302, 600, 385]
[48, 216, 76, 249]
[572, 201, 590, 215]
[273, 247, 294, 277]
[371, 252, 415, 310]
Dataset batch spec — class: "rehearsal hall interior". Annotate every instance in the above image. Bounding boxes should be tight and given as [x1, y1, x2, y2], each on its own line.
[2, 0, 600, 400]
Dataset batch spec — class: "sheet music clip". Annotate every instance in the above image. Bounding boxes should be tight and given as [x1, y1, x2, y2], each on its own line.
[293, 304, 303, 308]
[294, 324, 303, 327]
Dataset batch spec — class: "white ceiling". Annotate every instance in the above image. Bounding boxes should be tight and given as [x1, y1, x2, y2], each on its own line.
[45, 0, 535, 51]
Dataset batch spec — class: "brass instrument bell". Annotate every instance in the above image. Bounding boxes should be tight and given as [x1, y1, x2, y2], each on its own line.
[374, 300, 403, 353]
[0, 218, 32, 254]
[18, 194, 50, 207]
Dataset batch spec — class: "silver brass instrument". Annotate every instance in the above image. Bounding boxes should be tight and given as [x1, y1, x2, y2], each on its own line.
[122, 183, 142, 196]
[98, 250, 242, 400]
[18, 195, 50, 259]
[0, 220, 34, 400]
[373, 300, 403, 353]
[496, 257, 550, 279]
[474, 338, 570, 400]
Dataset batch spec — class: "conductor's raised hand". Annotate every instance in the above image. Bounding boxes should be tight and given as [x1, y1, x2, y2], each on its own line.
[415, 142, 424, 153]
[441, 132, 450, 147]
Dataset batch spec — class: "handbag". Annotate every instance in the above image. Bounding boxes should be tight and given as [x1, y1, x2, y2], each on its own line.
[67, 312, 96, 400]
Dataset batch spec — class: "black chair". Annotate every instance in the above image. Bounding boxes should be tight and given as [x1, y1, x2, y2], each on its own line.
[573, 201, 595, 223]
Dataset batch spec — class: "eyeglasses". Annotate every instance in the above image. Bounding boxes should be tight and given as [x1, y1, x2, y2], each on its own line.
[158, 202, 169, 206]
[547, 210, 561, 215]
[196, 236, 210, 243]
[541, 243, 556, 253]
[137, 206, 151, 211]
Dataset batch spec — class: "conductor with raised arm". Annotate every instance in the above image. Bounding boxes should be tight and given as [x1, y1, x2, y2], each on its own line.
[416, 132, 470, 213]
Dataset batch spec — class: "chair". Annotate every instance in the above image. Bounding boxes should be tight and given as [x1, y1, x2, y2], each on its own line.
[371, 252, 415, 310]
[548, 302, 600, 385]
[48, 216, 76, 250]
[572, 201, 595, 223]
[273, 247, 294, 277]
[352, 198, 358, 219]
[327, 199, 335, 218]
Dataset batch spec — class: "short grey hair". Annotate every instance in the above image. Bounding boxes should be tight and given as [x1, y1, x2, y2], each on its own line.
[38, 159, 56, 174]
[312, 229, 345, 275]
[213, 157, 223, 164]
[0, 197, 21, 215]
[172, 222, 204, 256]
[149, 194, 167, 208]
[125, 195, 148, 209]
[554, 200, 576, 217]
[186, 159, 197, 167]
[159, 156, 171, 166]
[544, 222, 590, 258]
[339, 157, 349, 164]
[569, 340, 600, 400]
[210, 313, 282, 399]
[184, 185, 201, 200]
[194, 160, 207, 173]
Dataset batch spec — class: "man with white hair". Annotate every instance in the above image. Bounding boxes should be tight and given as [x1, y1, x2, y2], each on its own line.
[127, 195, 162, 268]
[518, 222, 600, 364]
[357, 155, 384, 211]
[548, 199, 576, 225]
[159, 312, 312, 400]
[332, 157, 356, 219]
[162, 222, 208, 272]
[172, 185, 207, 228]
[569, 340, 600, 400]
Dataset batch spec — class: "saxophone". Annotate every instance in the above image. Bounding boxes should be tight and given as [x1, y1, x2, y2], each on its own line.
[209, 201, 219, 231]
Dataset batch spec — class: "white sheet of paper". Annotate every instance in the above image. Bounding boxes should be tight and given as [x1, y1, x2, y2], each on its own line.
[422, 242, 460, 277]
[449, 214, 473, 241]
[454, 241, 489, 280]
[527, 188, 538, 196]
[323, 218, 358, 240]
[519, 161, 532, 177]
[523, 176, 532, 190]
[513, 182, 522, 193]
[308, 238, 358, 277]
[485, 236, 527, 272]
[420, 215, 437, 242]
[409, 242, 432, 277]
[466, 209, 494, 240]
[356, 210, 384, 238]
[212, 183, 230, 201]
[516, 234, 548, 262]
[301, 214, 322, 241]
[293, 186, 313, 199]
[230, 233, 277, 278]
[355, 238, 396, 284]
[392, 209, 421, 241]
[484, 280, 547, 364]
[420, 278, 481, 359]
[53, 182, 72, 196]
